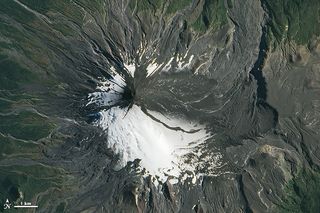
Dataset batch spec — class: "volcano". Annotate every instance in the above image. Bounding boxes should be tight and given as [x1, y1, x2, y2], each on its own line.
[1, 0, 320, 212]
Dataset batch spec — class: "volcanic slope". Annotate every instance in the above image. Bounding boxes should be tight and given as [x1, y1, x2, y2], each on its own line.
[0, 0, 320, 213]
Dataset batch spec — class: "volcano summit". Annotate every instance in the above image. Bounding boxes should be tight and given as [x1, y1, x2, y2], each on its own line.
[1, 0, 320, 212]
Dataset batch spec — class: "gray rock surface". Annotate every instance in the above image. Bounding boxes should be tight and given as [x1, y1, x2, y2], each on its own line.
[0, 0, 320, 212]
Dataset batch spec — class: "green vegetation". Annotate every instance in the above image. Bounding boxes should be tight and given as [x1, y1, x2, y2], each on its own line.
[20, 0, 106, 15]
[0, 20, 33, 52]
[19, 0, 50, 14]
[166, 0, 193, 14]
[20, 0, 84, 24]
[0, 0, 35, 23]
[6, 0, 107, 38]
[0, 165, 68, 211]
[0, 20, 53, 69]
[73, 0, 106, 15]
[129, 0, 192, 14]
[0, 1, 81, 211]
[55, 202, 66, 212]
[0, 99, 11, 113]
[128, 0, 227, 32]
[278, 169, 320, 213]
[0, 111, 55, 141]
[0, 135, 40, 161]
[191, 0, 228, 32]
[0, 0, 85, 29]
[265, 0, 320, 45]
[129, 0, 163, 12]
[0, 59, 35, 90]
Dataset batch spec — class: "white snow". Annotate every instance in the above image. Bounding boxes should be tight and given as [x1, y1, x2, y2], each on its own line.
[177, 55, 194, 71]
[85, 50, 223, 185]
[94, 105, 209, 182]
[145, 54, 195, 77]
[162, 57, 174, 72]
[168, 179, 179, 185]
[146, 62, 163, 77]
[86, 72, 126, 107]
[124, 63, 136, 77]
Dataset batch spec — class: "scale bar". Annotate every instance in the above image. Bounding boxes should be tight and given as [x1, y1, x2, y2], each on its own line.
[14, 205, 38, 208]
